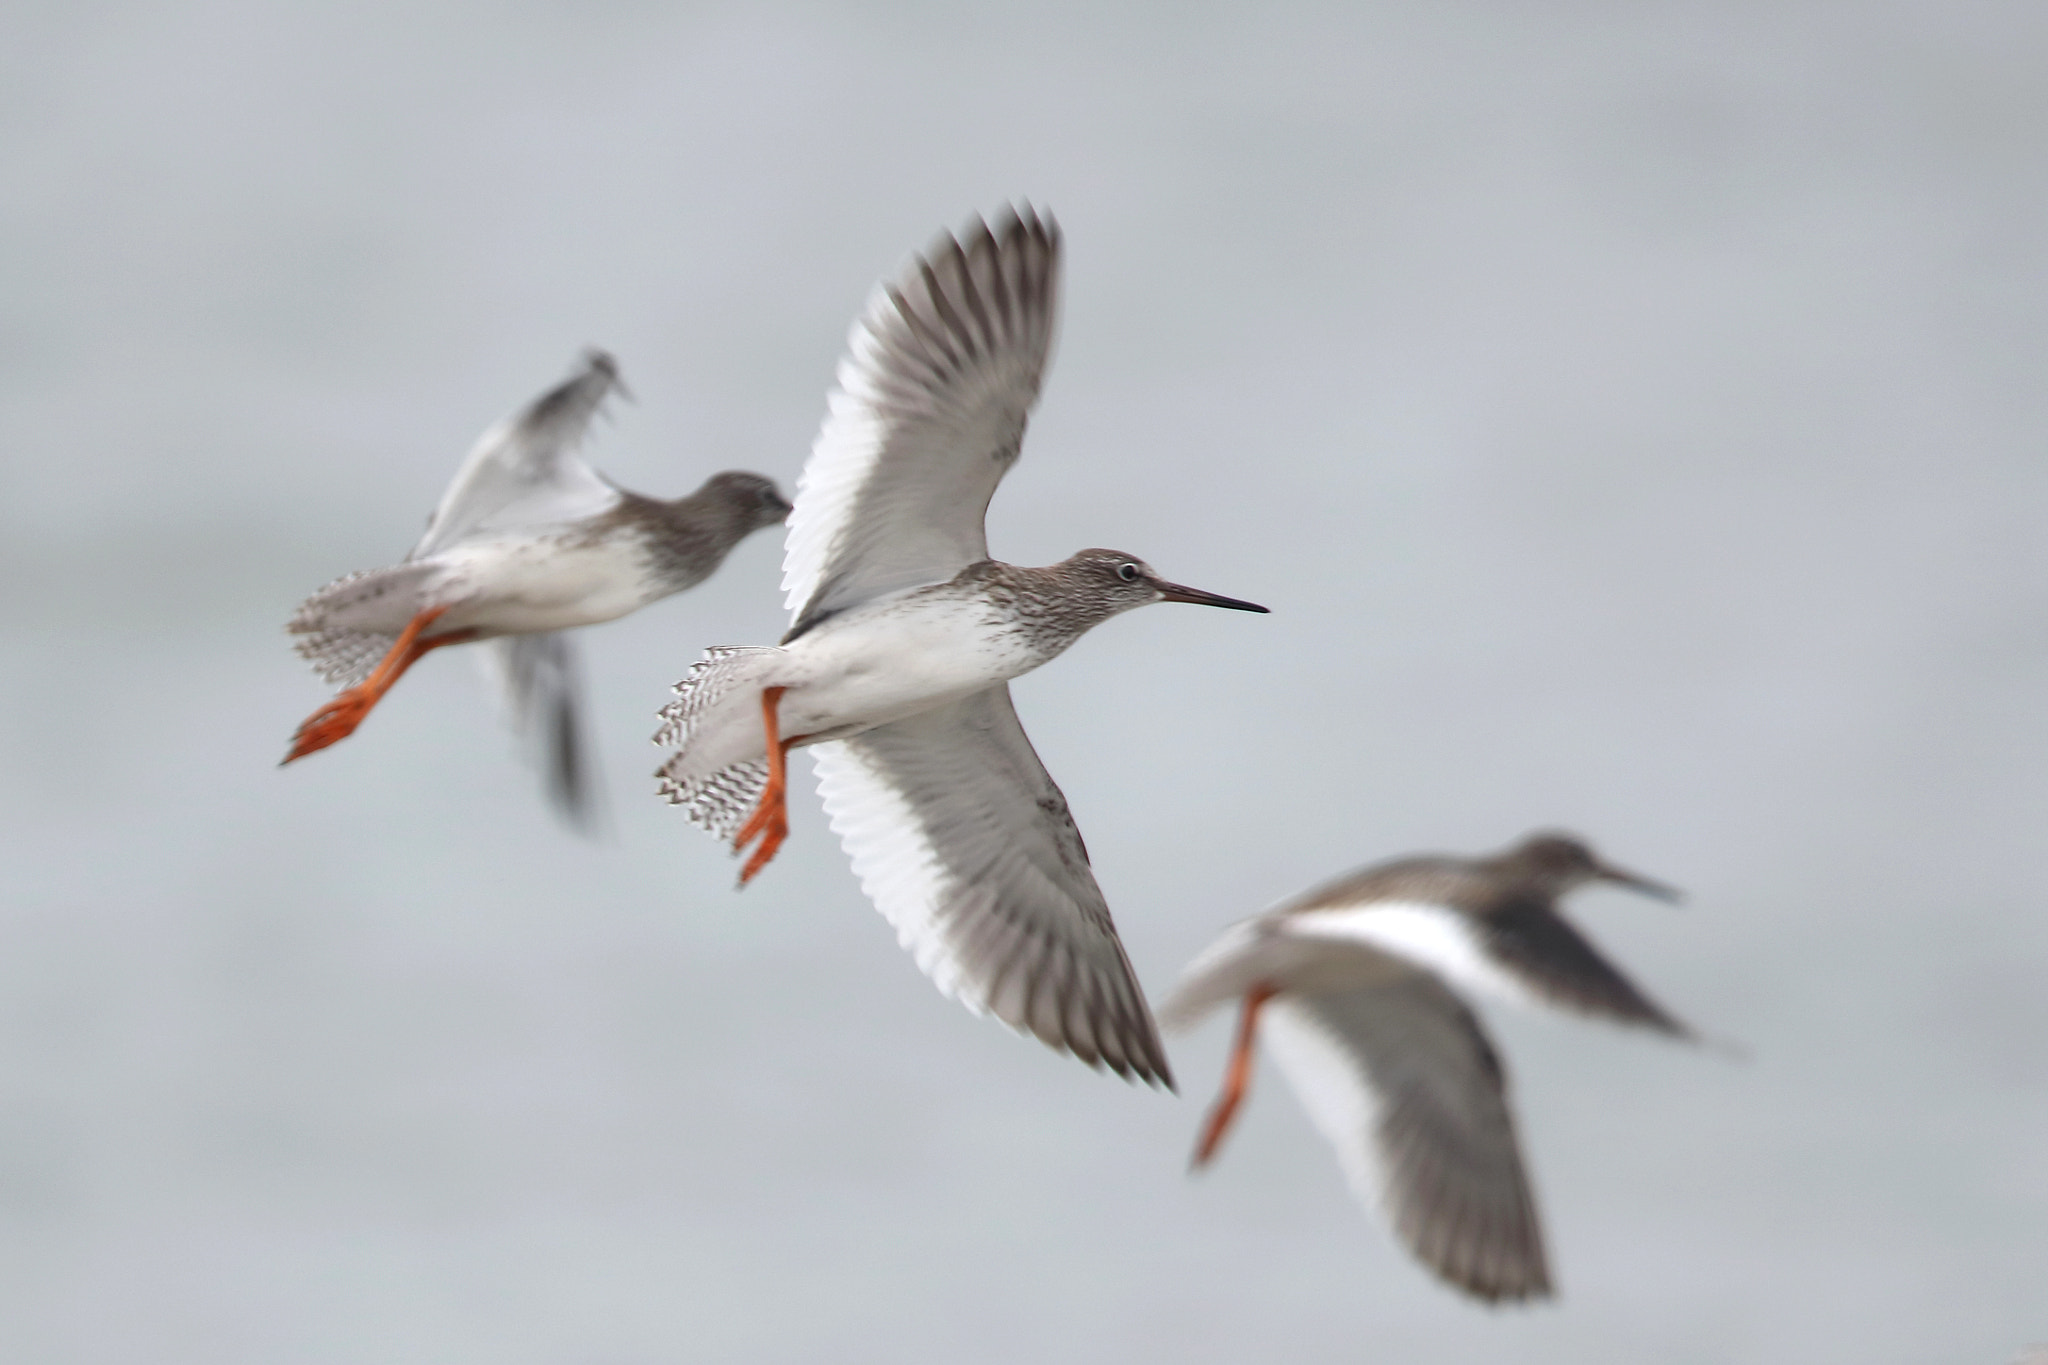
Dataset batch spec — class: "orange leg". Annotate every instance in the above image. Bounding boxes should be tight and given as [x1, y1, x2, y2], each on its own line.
[281, 607, 473, 764]
[732, 686, 792, 886]
[1191, 984, 1278, 1169]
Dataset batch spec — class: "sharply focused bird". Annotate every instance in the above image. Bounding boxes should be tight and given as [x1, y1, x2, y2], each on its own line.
[285, 350, 791, 828]
[653, 206, 1267, 1085]
[1162, 831, 1695, 1303]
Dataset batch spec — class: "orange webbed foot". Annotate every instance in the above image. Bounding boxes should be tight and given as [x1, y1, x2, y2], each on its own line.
[731, 686, 791, 886]
[278, 606, 465, 767]
[734, 791, 789, 886]
[283, 691, 375, 764]
[1191, 985, 1276, 1170]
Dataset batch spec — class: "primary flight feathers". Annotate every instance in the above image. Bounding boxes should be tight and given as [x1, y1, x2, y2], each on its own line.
[278, 211, 1714, 1316]
[655, 206, 1267, 1085]
[782, 207, 1062, 635]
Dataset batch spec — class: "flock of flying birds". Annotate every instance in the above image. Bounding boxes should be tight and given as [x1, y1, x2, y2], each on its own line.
[282, 205, 1702, 1305]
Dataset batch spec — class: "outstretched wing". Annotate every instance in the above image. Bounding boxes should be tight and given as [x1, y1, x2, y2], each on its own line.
[480, 633, 602, 834]
[782, 207, 1060, 638]
[1286, 897, 1695, 1039]
[1481, 898, 1696, 1037]
[413, 350, 624, 559]
[1262, 978, 1553, 1303]
[809, 684, 1170, 1086]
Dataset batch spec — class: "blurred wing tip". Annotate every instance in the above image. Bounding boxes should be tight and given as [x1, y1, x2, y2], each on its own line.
[1471, 1278, 1556, 1307]
[594, 354, 632, 408]
[920, 201, 1059, 268]
[571, 346, 632, 397]
[550, 794, 607, 839]
[987, 200, 1057, 238]
[1139, 1057, 1178, 1092]
[1691, 1027, 1752, 1062]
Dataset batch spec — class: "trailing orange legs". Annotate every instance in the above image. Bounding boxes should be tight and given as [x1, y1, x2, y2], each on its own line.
[733, 686, 792, 885]
[282, 607, 472, 764]
[1191, 984, 1278, 1169]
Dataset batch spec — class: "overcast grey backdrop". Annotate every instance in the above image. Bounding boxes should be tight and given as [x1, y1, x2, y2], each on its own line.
[4, 2, 2046, 1362]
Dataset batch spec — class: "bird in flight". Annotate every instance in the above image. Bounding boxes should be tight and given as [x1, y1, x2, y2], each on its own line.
[654, 207, 1267, 1084]
[285, 350, 790, 828]
[1164, 831, 1697, 1302]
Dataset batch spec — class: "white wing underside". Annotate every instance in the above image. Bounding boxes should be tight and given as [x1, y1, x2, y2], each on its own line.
[1284, 900, 1551, 1015]
[782, 207, 1060, 636]
[810, 684, 1170, 1085]
[1262, 982, 1552, 1302]
[412, 350, 624, 560]
[1160, 922, 1551, 1302]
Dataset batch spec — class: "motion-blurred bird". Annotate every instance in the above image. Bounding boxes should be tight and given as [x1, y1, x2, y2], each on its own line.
[654, 207, 1267, 1085]
[1162, 831, 1695, 1303]
[285, 350, 791, 828]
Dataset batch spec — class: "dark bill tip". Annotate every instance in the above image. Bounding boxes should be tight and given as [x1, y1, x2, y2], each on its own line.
[1156, 582, 1270, 613]
[1597, 862, 1684, 904]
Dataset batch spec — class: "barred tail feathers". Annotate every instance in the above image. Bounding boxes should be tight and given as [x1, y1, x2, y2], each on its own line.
[657, 756, 771, 842]
[653, 645, 786, 841]
[288, 563, 442, 687]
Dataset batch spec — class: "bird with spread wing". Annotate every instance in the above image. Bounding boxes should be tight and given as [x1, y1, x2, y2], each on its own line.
[654, 208, 1267, 1084]
[285, 350, 789, 828]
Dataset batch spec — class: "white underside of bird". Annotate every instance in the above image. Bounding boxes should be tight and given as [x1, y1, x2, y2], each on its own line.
[649, 207, 1274, 1085]
[1280, 901, 1552, 1014]
[310, 525, 662, 644]
[283, 349, 791, 829]
[657, 579, 1056, 780]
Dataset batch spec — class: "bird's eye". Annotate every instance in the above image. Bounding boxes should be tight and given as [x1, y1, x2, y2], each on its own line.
[1116, 562, 1141, 582]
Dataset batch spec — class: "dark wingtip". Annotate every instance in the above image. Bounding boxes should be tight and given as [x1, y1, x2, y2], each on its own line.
[1070, 1034, 1174, 1092]
[1621, 1001, 1710, 1048]
[1137, 1024, 1177, 1092]
[1692, 1028, 1754, 1063]
[1479, 1282, 1558, 1308]
[1092, 1051, 1176, 1093]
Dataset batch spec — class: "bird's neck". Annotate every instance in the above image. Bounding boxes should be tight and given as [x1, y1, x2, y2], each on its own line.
[617, 492, 755, 596]
[958, 560, 1127, 660]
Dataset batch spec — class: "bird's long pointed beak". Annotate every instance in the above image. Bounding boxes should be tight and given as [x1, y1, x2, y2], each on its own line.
[1156, 582, 1270, 613]
[1597, 861, 1683, 903]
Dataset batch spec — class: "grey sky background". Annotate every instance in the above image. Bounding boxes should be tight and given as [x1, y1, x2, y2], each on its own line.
[4, 3, 2046, 1361]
